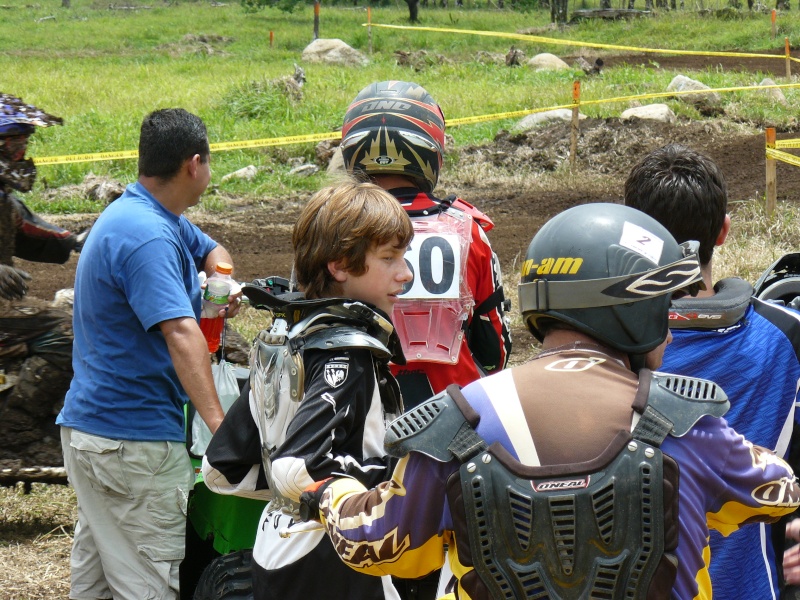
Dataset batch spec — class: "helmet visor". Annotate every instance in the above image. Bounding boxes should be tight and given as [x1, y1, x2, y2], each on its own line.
[518, 240, 703, 312]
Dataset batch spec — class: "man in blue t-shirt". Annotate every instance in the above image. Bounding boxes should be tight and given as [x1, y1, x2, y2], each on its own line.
[57, 108, 241, 600]
[625, 144, 800, 600]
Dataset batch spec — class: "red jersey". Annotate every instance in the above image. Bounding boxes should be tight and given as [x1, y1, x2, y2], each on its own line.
[388, 188, 510, 407]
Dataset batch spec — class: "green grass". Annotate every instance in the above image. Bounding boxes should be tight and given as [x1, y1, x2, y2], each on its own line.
[3, 0, 800, 206]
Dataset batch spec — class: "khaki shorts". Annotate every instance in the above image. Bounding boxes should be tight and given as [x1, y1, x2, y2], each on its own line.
[61, 427, 194, 600]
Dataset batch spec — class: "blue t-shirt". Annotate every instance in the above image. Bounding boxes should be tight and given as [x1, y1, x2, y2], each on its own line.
[662, 297, 800, 600]
[57, 182, 217, 442]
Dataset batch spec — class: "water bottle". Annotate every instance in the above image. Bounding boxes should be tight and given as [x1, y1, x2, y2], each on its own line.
[199, 262, 233, 353]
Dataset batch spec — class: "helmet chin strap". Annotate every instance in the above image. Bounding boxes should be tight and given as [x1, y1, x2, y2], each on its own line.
[629, 352, 648, 373]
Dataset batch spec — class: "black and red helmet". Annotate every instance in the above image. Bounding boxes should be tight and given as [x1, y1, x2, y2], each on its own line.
[341, 81, 445, 193]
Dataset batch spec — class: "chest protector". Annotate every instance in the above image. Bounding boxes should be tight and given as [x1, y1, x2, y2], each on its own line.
[243, 284, 403, 511]
[385, 376, 729, 600]
[392, 208, 474, 365]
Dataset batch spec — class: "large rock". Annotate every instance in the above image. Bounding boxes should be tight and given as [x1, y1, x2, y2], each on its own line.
[42, 173, 125, 204]
[327, 146, 345, 174]
[302, 39, 368, 66]
[666, 75, 722, 105]
[620, 103, 676, 123]
[221, 165, 258, 183]
[513, 109, 586, 132]
[759, 77, 788, 107]
[527, 53, 570, 71]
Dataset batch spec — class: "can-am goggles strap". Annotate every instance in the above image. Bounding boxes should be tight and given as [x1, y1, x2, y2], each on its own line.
[518, 240, 703, 311]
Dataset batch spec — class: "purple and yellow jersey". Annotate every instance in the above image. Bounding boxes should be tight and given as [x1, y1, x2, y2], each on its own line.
[319, 354, 800, 600]
[661, 419, 799, 599]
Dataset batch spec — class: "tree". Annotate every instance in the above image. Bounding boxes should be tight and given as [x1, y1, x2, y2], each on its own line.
[406, 0, 419, 21]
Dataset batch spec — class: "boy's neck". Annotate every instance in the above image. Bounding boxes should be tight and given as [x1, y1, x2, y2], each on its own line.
[370, 174, 418, 191]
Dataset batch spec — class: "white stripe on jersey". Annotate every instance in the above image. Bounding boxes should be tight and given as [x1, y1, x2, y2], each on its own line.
[478, 369, 541, 466]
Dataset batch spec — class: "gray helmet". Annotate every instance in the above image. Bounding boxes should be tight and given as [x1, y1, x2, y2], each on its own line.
[518, 203, 703, 355]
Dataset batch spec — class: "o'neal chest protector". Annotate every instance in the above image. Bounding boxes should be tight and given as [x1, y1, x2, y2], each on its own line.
[384, 373, 728, 600]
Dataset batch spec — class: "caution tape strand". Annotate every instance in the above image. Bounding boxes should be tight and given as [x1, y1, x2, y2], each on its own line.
[365, 22, 789, 60]
[33, 84, 800, 165]
[767, 147, 800, 169]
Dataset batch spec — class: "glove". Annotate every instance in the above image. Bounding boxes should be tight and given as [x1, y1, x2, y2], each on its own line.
[299, 478, 334, 522]
[0, 265, 31, 300]
[71, 229, 90, 253]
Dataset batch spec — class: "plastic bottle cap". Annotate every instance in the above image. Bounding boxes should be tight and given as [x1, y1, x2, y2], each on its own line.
[215, 262, 233, 275]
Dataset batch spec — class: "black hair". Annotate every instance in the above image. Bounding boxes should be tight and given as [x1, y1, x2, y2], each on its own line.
[624, 144, 727, 266]
[138, 108, 209, 181]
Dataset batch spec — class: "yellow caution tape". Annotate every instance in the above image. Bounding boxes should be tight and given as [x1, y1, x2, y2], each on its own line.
[579, 81, 800, 106]
[448, 104, 575, 126]
[209, 131, 341, 152]
[34, 150, 140, 166]
[767, 147, 800, 169]
[34, 131, 343, 166]
[775, 138, 800, 150]
[32, 83, 800, 166]
[365, 22, 789, 60]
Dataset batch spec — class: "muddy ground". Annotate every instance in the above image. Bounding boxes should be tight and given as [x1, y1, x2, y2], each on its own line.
[3, 52, 800, 599]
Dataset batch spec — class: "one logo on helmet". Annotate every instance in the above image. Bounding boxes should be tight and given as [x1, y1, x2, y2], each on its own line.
[363, 100, 412, 112]
[521, 257, 583, 277]
[545, 357, 605, 372]
[375, 156, 394, 166]
[324, 361, 349, 388]
[532, 476, 590, 492]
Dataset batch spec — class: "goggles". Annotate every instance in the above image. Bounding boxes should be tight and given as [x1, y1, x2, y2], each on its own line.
[518, 240, 704, 312]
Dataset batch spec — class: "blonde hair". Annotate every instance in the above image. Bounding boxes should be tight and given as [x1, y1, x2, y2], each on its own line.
[293, 180, 414, 299]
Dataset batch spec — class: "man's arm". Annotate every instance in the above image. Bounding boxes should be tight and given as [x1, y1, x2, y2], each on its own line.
[160, 316, 224, 433]
[203, 244, 233, 276]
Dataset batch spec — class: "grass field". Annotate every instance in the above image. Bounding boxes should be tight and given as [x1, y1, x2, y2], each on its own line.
[2, 0, 800, 209]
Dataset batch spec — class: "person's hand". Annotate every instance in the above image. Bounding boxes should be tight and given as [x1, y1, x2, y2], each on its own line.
[71, 229, 90, 253]
[0, 265, 31, 300]
[299, 478, 334, 522]
[787, 519, 800, 542]
[786, 542, 800, 585]
[200, 279, 243, 318]
[224, 283, 243, 318]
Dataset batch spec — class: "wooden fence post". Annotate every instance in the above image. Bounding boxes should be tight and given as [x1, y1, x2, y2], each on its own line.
[313, 1, 320, 41]
[269, 30, 274, 48]
[367, 6, 373, 54]
[786, 37, 791, 80]
[570, 81, 580, 168]
[766, 127, 777, 218]
[771, 9, 776, 40]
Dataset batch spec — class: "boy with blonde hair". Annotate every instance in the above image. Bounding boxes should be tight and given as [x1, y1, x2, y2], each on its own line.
[203, 180, 413, 599]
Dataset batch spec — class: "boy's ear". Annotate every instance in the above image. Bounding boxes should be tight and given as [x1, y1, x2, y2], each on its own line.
[715, 214, 731, 247]
[327, 259, 349, 283]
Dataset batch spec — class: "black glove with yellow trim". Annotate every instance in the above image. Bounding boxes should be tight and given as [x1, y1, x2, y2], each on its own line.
[299, 478, 334, 522]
